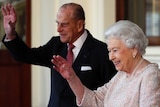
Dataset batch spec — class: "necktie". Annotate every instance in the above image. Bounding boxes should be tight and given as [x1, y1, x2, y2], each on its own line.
[66, 43, 75, 64]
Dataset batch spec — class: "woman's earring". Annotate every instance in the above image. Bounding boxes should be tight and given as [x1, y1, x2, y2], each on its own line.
[133, 55, 136, 58]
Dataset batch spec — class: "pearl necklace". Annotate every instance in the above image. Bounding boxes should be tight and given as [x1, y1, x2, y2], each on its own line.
[126, 58, 144, 80]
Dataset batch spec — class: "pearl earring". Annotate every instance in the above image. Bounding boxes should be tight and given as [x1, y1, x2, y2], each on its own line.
[133, 55, 136, 58]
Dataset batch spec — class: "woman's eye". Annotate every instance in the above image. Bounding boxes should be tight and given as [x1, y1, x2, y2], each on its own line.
[113, 49, 117, 52]
[108, 48, 118, 53]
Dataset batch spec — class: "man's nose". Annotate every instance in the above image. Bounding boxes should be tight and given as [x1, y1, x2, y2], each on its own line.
[57, 24, 63, 32]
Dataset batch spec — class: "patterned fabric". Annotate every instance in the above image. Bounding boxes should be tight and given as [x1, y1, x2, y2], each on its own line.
[78, 63, 160, 107]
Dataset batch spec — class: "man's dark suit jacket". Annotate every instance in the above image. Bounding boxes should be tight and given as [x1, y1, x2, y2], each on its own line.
[2, 30, 117, 107]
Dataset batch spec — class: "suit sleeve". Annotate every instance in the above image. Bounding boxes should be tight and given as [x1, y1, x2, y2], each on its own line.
[2, 34, 54, 67]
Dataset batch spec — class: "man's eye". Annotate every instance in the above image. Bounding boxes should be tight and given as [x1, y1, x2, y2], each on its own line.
[61, 23, 68, 27]
[56, 22, 69, 27]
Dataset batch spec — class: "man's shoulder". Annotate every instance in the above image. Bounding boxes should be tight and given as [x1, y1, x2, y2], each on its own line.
[86, 30, 107, 47]
[46, 36, 66, 48]
[50, 36, 60, 41]
[87, 35, 107, 49]
[49, 36, 62, 44]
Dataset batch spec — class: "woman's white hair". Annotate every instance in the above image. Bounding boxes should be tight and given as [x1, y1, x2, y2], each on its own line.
[105, 20, 148, 55]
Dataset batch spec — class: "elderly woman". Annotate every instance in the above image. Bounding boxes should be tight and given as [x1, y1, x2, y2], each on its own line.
[52, 20, 160, 107]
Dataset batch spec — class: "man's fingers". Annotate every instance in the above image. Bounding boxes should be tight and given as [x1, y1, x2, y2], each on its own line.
[1, 6, 7, 16]
[1, 4, 14, 16]
[9, 4, 16, 17]
[5, 4, 11, 15]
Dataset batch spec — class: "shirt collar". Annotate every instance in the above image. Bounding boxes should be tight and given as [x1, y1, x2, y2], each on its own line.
[73, 30, 87, 49]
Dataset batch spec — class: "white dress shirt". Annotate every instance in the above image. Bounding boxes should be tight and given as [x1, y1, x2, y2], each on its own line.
[69, 30, 87, 62]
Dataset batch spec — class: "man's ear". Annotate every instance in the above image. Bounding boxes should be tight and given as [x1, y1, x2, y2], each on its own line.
[77, 20, 84, 32]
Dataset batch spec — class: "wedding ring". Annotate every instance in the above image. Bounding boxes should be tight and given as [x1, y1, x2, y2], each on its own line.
[62, 64, 65, 68]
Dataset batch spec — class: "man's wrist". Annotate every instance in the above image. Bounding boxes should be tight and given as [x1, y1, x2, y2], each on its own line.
[5, 31, 16, 41]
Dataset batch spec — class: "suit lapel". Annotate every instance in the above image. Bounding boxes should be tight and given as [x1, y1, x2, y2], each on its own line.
[73, 31, 94, 72]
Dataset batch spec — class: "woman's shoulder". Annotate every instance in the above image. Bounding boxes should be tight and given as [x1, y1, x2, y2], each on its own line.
[144, 63, 160, 73]
[141, 63, 160, 81]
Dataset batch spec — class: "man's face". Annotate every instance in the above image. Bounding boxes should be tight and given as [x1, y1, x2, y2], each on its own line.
[56, 7, 82, 43]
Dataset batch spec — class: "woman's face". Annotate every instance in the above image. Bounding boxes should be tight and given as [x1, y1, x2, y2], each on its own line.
[107, 38, 134, 72]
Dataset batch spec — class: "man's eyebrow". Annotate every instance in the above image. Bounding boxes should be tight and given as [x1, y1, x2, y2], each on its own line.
[55, 20, 69, 24]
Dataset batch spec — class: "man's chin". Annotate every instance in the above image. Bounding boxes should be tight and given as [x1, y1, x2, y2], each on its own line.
[60, 38, 67, 43]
